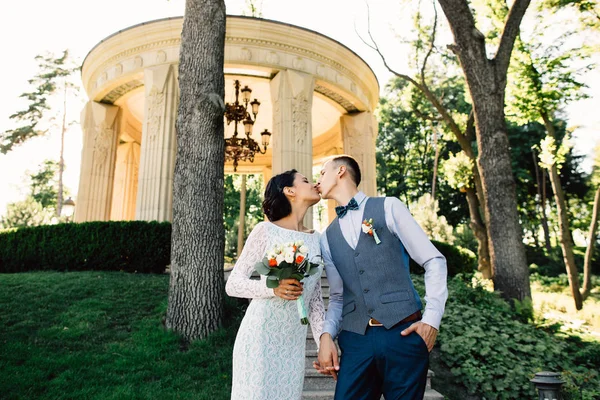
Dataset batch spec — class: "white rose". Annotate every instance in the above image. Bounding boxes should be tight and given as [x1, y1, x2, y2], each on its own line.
[295, 240, 304, 247]
[299, 245, 309, 254]
[285, 252, 294, 263]
[361, 224, 371, 234]
[276, 254, 285, 265]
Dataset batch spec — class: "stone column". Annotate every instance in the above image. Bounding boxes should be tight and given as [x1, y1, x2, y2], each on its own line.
[110, 142, 140, 221]
[262, 166, 272, 222]
[74, 101, 120, 222]
[270, 70, 315, 228]
[340, 112, 378, 197]
[135, 64, 178, 222]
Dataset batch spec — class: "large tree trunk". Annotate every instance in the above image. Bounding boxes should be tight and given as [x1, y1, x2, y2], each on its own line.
[465, 187, 491, 278]
[533, 152, 552, 252]
[541, 113, 583, 309]
[583, 186, 600, 300]
[166, 0, 226, 341]
[437, 0, 532, 301]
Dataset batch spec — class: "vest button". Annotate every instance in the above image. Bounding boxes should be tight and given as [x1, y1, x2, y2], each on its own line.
[355, 252, 360, 257]
[368, 309, 374, 314]
[359, 270, 364, 274]
[363, 289, 369, 293]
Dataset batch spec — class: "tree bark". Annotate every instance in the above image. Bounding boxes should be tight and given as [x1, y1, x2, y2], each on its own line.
[166, 0, 226, 341]
[438, 0, 532, 301]
[582, 186, 600, 300]
[533, 152, 552, 252]
[465, 187, 491, 278]
[541, 113, 583, 309]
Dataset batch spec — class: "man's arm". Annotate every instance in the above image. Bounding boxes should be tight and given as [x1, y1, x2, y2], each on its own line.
[385, 197, 448, 349]
[315, 232, 343, 379]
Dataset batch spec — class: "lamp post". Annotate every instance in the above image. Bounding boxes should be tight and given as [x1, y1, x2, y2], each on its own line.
[531, 371, 564, 400]
[61, 197, 75, 223]
[224, 80, 272, 172]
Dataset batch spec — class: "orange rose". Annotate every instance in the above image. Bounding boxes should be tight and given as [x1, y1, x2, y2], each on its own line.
[268, 258, 278, 267]
[295, 255, 305, 264]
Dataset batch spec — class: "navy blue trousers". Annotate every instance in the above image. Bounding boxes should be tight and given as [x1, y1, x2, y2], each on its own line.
[334, 320, 429, 400]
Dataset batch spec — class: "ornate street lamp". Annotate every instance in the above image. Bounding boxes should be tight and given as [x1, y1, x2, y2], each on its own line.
[224, 80, 272, 172]
[61, 197, 76, 223]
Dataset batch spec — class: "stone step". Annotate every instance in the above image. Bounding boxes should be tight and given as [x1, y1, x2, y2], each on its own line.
[303, 368, 337, 391]
[302, 390, 336, 400]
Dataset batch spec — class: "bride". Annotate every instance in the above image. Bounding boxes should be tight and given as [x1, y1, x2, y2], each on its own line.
[225, 169, 325, 400]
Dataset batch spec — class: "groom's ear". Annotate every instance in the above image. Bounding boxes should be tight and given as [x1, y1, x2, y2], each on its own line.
[338, 165, 346, 177]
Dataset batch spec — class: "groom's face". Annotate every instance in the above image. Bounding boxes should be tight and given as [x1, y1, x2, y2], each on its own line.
[316, 160, 338, 199]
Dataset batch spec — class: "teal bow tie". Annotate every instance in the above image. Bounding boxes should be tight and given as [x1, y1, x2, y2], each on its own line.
[335, 198, 359, 218]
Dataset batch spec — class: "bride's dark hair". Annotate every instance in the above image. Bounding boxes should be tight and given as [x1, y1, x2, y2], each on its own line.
[262, 169, 298, 222]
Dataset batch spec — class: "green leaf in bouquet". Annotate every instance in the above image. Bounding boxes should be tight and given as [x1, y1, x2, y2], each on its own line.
[280, 267, 292, 279]
[306, 263, 320, 275]
[290, 273, 304, 281]
[266, 276, 280, 288]
[255, 260, 271, 275]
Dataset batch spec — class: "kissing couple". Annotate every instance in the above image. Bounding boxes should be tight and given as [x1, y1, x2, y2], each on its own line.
[226, 155, 448, 400]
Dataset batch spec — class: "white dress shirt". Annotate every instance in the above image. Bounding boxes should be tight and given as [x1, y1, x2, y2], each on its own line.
[321, 191, 448, 338]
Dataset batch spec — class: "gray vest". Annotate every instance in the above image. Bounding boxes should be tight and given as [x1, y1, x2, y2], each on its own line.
[326, 197, 422, 335]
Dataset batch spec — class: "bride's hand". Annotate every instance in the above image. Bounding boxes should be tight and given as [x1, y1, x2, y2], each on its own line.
[273, 278, 303, 300]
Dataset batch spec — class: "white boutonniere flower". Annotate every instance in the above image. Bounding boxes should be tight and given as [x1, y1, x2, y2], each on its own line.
[361, 218, 381, 245]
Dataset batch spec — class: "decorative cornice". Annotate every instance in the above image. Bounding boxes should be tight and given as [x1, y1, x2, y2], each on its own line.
[315, 84, 359, 113]
[100, 80, 143, 104]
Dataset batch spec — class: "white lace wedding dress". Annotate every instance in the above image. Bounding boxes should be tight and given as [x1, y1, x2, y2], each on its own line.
[226, 221, 325, 400]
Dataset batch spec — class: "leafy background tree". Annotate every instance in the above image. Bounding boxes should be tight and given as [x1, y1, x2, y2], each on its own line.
[223, 174, 263, 261]
[0, 159, 69, 229]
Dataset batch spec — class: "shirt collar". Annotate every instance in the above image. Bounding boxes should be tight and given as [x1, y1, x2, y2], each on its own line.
[353, 191, 367, 206]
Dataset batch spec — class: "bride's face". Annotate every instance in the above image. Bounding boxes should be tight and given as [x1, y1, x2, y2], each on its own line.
[290, 173, 321, 207]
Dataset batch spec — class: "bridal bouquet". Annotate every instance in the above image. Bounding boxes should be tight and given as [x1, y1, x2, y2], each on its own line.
[255, 240, 321, 325]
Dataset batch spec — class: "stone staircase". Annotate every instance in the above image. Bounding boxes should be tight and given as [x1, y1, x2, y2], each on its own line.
[302, 273, 444, 400]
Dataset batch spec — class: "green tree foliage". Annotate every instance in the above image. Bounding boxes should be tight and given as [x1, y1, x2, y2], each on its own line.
[223, 174, 263, 259]
[0, 197, 54, 230]
[542, 0, 600, 30]
[1, 50, 78, 154]
[29, 159, 60, 209]
[0, 159, 70, 229]
[376, 78, 468, 227]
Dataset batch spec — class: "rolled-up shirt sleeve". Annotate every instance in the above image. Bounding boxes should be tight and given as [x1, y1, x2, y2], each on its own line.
[385, 197, 448, 330]
[320, 232, 344, 339]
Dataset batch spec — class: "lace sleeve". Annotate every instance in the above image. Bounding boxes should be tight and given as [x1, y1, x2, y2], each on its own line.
[225, 222, 275, 299]
[308, 269, 325, 349]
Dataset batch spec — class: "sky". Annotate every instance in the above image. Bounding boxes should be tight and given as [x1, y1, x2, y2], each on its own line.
[0, 0, 598, 217]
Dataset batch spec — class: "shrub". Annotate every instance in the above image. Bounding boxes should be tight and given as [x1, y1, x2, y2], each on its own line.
[0, 221, 171, 274]
[526, 245, 600, 277]
[410, 240, 477, 277]
[411, 275, 600, 400]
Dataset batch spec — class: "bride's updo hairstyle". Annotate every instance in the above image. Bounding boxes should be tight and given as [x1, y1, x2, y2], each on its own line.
[262, 169, 298, 222]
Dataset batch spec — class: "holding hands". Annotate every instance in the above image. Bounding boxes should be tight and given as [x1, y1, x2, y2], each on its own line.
[314, 333, 340, 380]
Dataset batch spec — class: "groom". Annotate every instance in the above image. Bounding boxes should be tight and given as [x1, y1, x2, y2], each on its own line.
[314, 155, 448, 399]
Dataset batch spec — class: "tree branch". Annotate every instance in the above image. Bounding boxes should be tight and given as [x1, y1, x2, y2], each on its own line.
[421, 0, 438, 86]
[495, 0, 532, 76]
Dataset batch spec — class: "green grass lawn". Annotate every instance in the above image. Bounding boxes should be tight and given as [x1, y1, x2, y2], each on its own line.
[0, 271, 242, 400]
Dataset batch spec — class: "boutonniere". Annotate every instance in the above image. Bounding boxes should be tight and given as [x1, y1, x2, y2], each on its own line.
[361, 219, 381, 245]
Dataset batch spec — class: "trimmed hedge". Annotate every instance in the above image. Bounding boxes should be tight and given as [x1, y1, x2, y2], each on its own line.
[0, 221, 472, 277]
[0, 221, 171, 274]
[410, 240, 477, 277]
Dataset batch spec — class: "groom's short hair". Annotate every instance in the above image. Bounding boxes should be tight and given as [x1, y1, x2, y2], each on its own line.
[332, 155, 361, 186]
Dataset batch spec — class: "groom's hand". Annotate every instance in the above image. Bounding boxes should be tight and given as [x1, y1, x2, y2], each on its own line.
[401, 321, 438, 352]
[317, 333, 339, 380]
